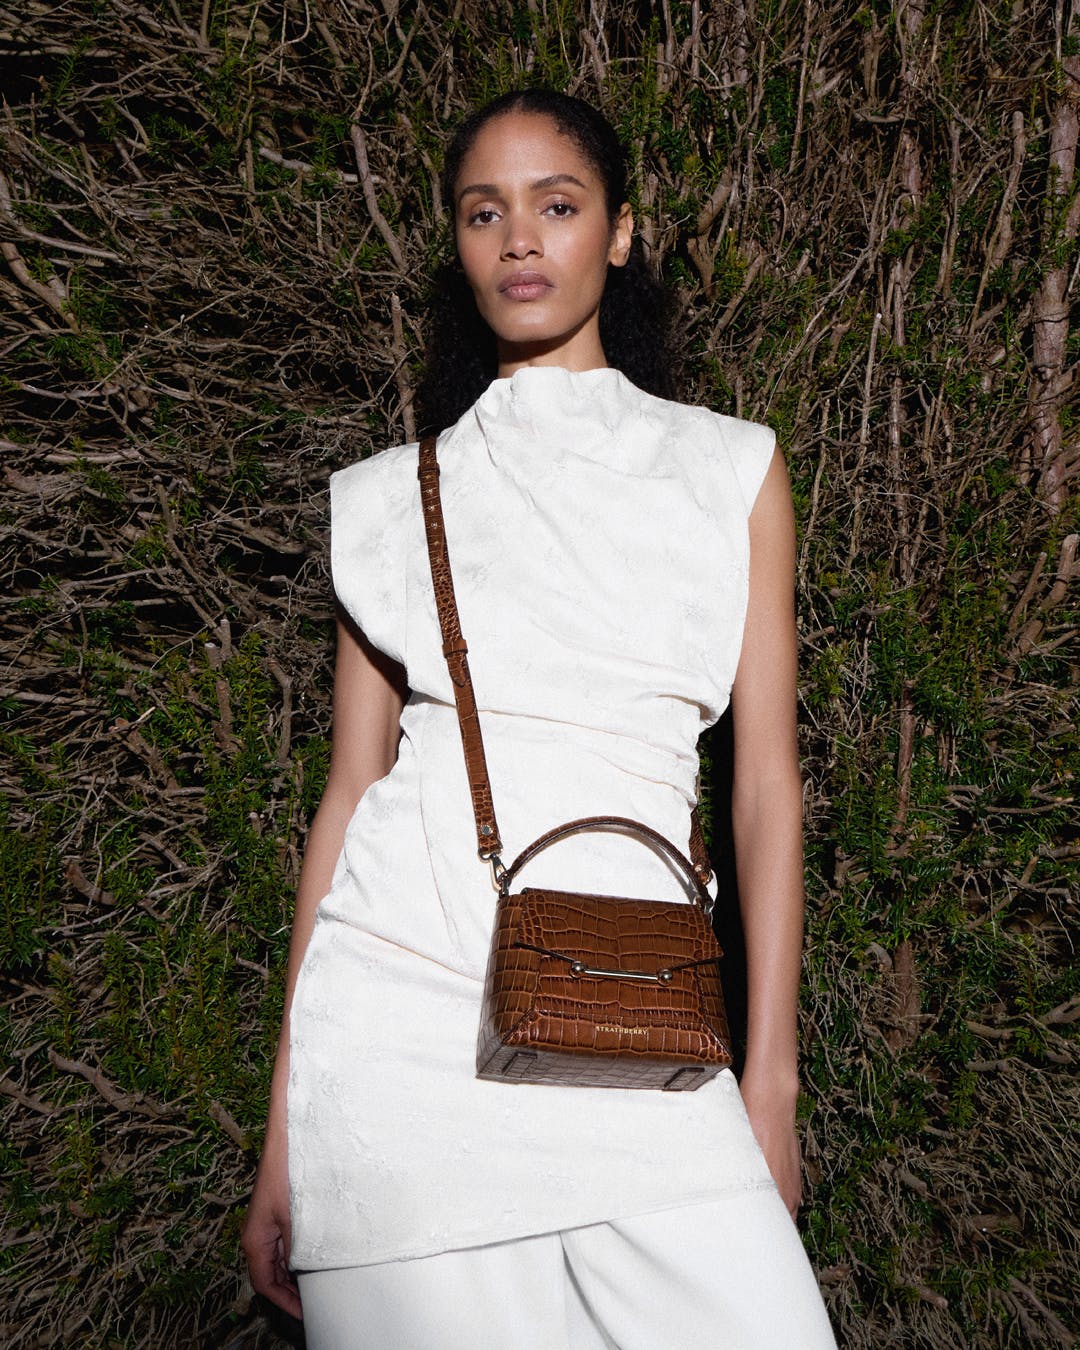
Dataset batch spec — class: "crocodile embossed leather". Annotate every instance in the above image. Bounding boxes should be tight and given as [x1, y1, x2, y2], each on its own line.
[419, 436, 733, 1090]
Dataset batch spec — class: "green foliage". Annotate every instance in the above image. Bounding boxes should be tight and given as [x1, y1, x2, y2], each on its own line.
[0, 804, 62, 971]
[763, 71, 797, 169]
[48, 36, 91, 106]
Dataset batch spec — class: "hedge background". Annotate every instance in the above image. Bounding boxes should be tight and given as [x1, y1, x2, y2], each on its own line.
[1, 1, 1077, 1346]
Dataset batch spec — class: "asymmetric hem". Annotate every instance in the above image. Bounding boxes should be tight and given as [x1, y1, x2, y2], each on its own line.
[288, 365, 778, 1271]
[296, 1176, 781, 1274]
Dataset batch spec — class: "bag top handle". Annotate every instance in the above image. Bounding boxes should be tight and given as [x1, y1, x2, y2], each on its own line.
[417, 434, 713, 893]
[500, 814, 714, 917]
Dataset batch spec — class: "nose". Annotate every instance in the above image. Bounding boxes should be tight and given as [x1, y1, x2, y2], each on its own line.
[500, 210, 542, 261]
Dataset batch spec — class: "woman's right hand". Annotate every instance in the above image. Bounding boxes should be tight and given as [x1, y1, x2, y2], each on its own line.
[241, 1133, 302, 1320]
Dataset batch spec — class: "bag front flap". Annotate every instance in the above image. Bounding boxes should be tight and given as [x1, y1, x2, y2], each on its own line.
[515, 888, 722, 973]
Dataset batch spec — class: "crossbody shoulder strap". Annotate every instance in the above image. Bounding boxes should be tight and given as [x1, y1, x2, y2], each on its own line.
[417, 434, 712, 889]
[418, 435, 504, 864]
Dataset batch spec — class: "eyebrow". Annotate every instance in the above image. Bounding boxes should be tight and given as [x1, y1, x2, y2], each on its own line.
[457, 173, 589, 203]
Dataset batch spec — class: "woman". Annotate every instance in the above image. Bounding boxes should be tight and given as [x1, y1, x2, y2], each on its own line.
[243, 89, 836, 1348]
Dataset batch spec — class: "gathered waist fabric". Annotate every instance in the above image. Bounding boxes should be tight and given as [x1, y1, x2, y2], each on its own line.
[321, 696, 711, 981]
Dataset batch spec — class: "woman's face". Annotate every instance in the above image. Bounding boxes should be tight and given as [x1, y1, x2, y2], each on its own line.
[453, 111, 633, 374]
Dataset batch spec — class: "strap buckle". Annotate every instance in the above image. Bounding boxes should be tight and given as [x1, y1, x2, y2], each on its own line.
[482, 852, 506, 889]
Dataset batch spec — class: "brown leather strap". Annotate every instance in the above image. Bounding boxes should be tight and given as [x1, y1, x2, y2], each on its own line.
[500, 815, 714, 916]
[417, 435, 713, 887]
[688, 806, 710, 886]
[418, 435, 503, 858]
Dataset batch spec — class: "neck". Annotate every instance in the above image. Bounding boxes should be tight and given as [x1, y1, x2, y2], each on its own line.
[496, 317, 608, 379]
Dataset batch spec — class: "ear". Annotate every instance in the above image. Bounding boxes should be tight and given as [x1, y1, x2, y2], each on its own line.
[608, 202, 634, 267]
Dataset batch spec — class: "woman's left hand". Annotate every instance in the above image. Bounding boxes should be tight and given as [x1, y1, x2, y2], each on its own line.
[738, 1068, 802, 1220]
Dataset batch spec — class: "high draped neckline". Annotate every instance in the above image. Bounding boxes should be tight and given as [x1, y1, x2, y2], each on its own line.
[468, 364, 656, 458]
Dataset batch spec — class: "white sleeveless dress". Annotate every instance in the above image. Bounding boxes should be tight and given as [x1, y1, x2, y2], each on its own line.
[287, 365, 779, 1271]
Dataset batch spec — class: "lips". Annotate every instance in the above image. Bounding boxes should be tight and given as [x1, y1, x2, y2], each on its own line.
[497, 270, 554, 301]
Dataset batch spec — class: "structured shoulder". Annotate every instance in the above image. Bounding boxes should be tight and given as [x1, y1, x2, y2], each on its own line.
[653, 399, 776, 512]
[330, 439, 420, 501]
[327, 441, 417, 664]
[710, 411, 775, 457]
[670, 401, 775, 455]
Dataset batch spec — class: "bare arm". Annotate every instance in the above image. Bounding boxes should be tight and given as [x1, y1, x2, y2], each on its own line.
[241, 612, 406, 1317]
[729, 448, 805, 1218]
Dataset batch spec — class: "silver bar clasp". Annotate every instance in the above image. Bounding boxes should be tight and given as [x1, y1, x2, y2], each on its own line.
[569, 961, 673, 984]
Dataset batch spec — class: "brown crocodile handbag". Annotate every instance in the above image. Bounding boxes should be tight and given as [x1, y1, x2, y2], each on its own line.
[418, 435, 733, 1091]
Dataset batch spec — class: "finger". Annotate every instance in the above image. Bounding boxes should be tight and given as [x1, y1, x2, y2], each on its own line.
[248, 1232, 285, 1297]
[250, 1250, 279, 1300]
[258, 1275, 303, 1322]
[273, 1239, 296, 1289]
[269, 1280, 304, 1321]
[252, 1244, 302, 1320]
[273, 1236, 303, 1318]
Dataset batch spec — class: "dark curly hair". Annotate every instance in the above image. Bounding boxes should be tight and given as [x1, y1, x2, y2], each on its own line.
[416, 89, 677, 433]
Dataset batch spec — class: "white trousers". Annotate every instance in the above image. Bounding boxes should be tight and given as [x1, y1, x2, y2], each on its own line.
[296, 1186, 837, 1350]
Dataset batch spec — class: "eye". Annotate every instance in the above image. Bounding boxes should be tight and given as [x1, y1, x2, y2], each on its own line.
[466, 206, 500, 226]
[544, 200, 578, 218]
